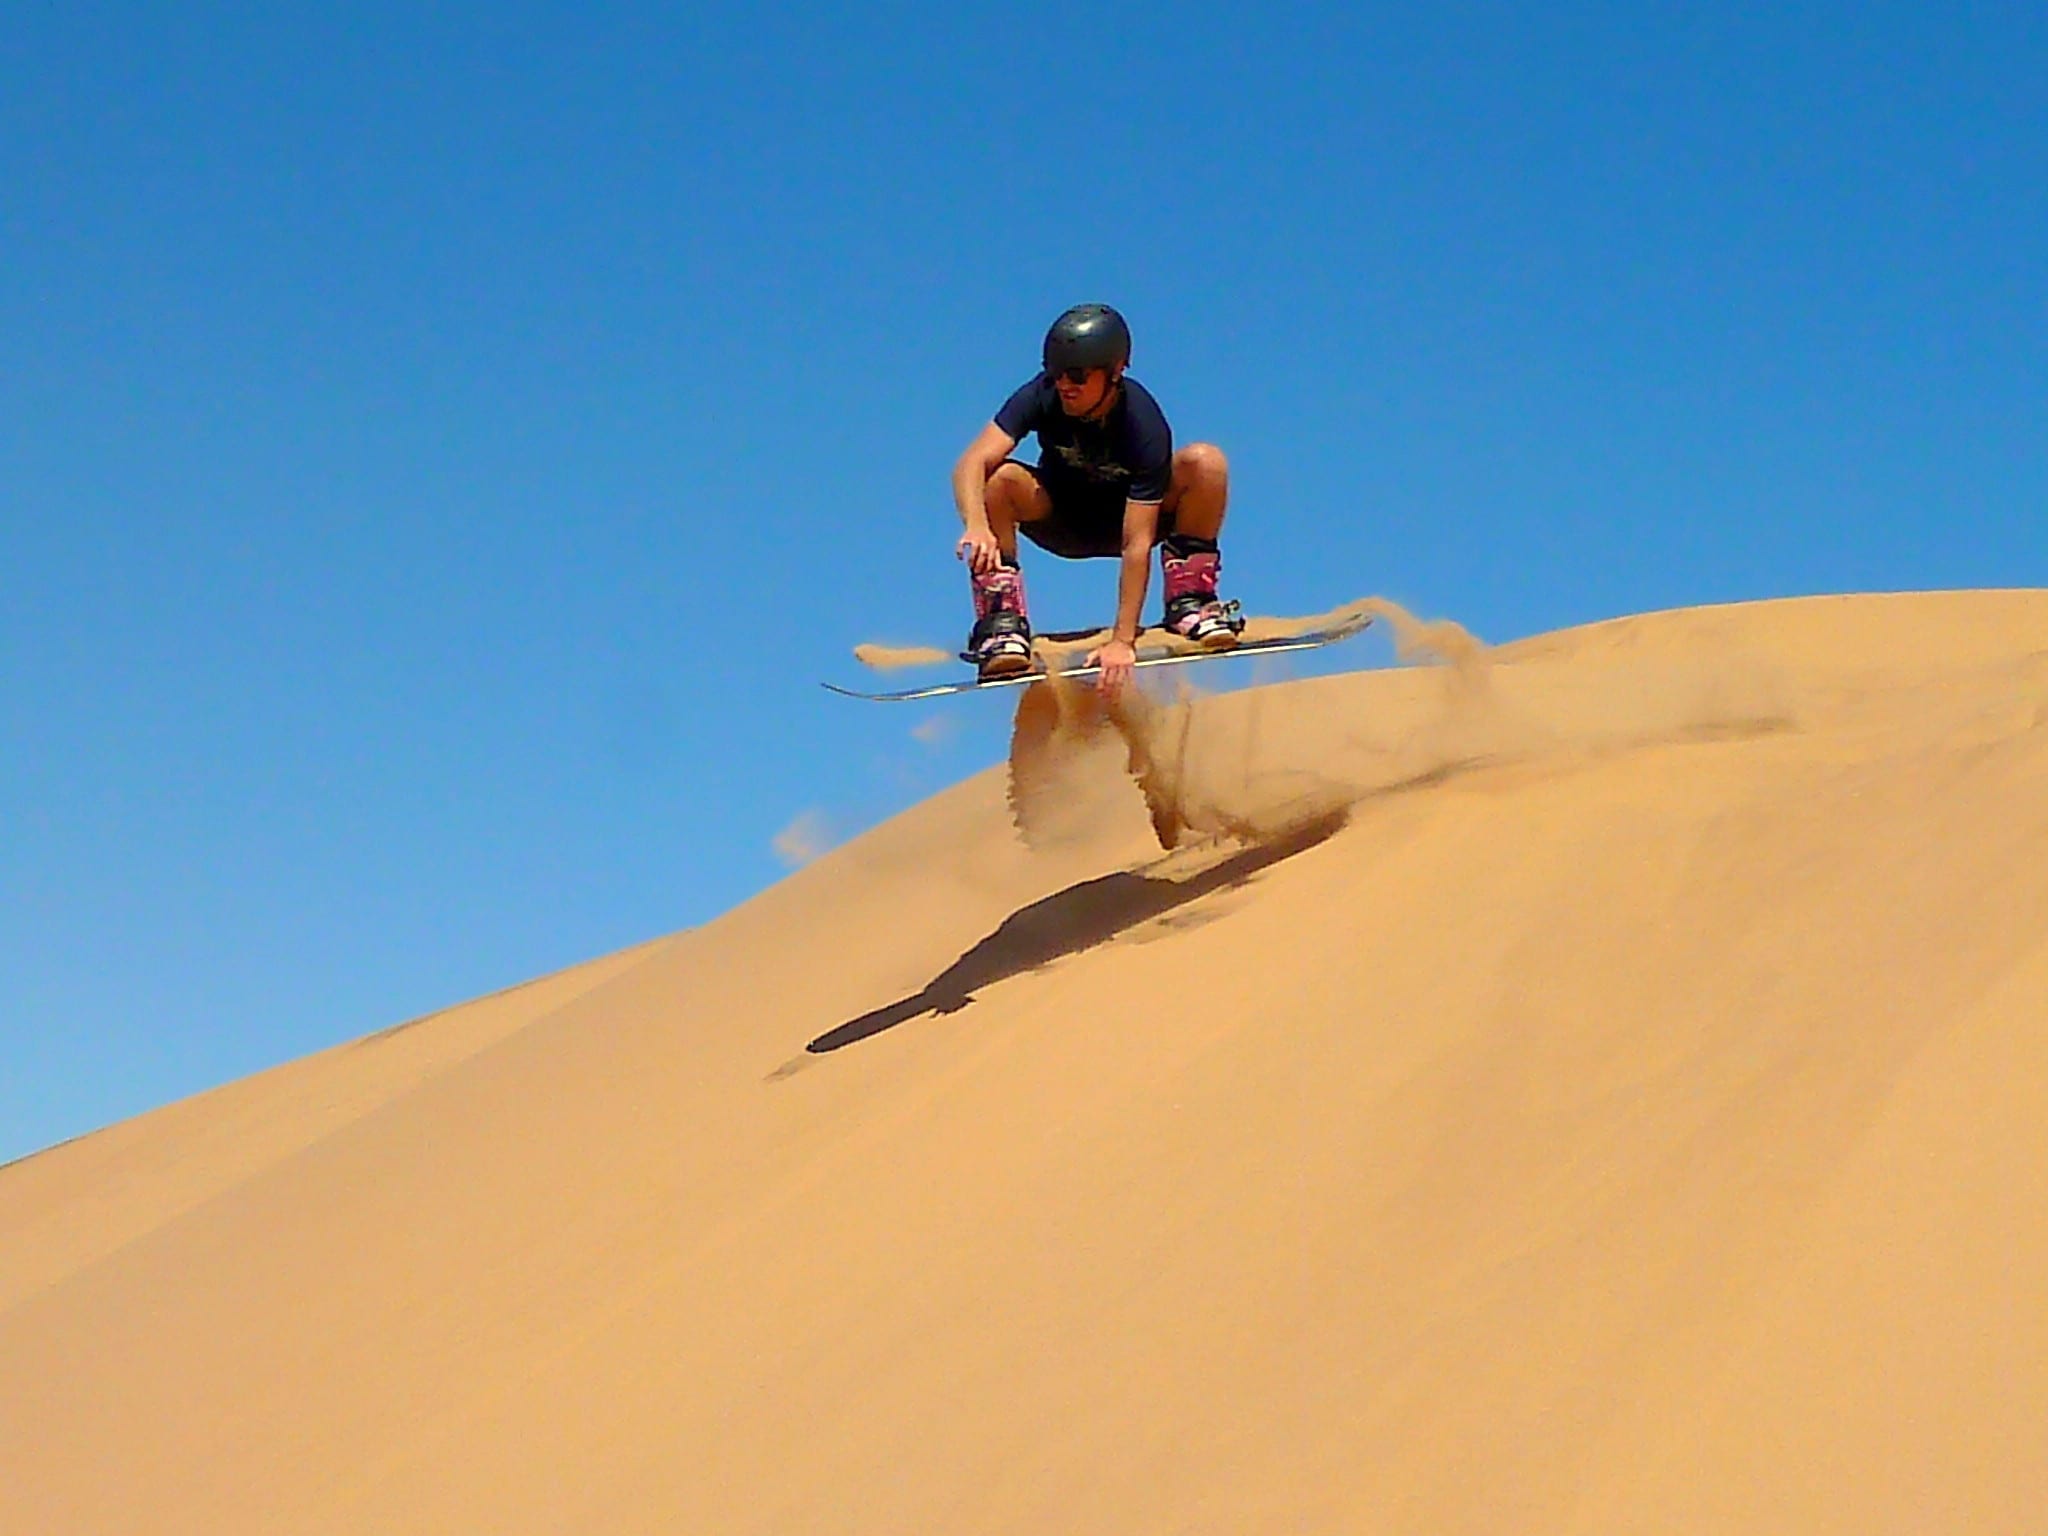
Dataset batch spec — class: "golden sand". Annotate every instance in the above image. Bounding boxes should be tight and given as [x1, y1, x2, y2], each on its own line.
[5, 590, 2046, 1534]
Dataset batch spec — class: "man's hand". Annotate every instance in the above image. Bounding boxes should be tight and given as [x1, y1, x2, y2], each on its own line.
[1086, 636, 1138, 697]
[956, 522, 1002, 576]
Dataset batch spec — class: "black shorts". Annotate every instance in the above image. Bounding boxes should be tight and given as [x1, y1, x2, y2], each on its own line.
[1010, 459, 1176, 560]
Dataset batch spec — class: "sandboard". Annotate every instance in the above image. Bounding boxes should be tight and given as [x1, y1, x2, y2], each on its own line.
[823, 614, 1373, 703]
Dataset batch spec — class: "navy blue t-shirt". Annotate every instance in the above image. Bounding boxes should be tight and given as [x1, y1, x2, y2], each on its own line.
[993, 374, 1174, 504]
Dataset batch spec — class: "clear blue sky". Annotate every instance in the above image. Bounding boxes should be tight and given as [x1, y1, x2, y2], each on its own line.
[4, 2, 2042, 1164]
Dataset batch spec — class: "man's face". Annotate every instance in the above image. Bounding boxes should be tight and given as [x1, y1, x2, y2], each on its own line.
[1051, 365, 1118, 417]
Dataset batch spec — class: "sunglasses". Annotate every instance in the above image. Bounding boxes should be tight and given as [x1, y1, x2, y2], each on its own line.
[1050, 366, 1097, 385]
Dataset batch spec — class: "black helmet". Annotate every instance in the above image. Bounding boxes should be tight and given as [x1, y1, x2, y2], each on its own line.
[1043, 303, 1131, 373]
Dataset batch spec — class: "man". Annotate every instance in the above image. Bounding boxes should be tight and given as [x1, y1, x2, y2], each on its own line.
[952, 303, 1242, 693]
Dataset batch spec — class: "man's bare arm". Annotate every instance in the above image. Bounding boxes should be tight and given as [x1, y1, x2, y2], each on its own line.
[1112, 500, 1162, 643]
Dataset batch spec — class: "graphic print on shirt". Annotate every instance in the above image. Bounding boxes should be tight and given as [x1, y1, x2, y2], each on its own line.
[1053, 431, 1117, 483]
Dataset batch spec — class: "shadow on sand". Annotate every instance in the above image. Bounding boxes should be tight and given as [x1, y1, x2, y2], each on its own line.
[803, 811, 1347, 1056]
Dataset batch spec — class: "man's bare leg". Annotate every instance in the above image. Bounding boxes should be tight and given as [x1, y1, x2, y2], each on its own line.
[977, 461, 1055, 559]
[963, 463, 1054, 677]
[1157, 443, 1241, 645]
[1162, 443, 1229, 539]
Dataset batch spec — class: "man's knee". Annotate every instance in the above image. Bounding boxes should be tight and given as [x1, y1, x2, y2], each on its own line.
[985, 460, 1035, 512]
[1175, 442, 1229, 489]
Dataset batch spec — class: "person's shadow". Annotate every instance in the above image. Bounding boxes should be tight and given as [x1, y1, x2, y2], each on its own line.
[803, 811, 1347, 1055]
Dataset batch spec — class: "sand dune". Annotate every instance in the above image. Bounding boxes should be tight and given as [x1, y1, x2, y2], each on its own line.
[4, 590, 2047, 1534]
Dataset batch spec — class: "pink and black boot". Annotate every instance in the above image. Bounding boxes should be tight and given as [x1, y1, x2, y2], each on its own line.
[1160, 534, 1245, 648]
[962, 560, 1034, 680]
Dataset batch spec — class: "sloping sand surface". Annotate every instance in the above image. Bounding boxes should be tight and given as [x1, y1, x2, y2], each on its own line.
[4, 590, 2047, 1534]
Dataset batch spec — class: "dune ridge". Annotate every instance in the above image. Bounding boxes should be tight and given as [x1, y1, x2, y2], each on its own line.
[4, 589, 2046, 1534]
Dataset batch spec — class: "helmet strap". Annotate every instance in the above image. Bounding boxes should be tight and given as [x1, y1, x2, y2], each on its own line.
[1087, 369, 1123, 420]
